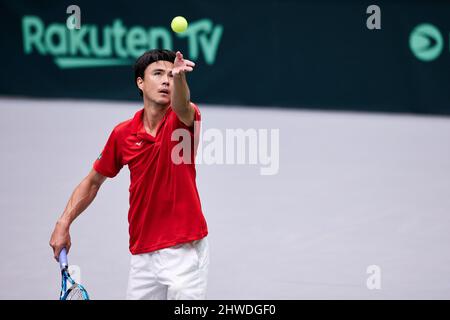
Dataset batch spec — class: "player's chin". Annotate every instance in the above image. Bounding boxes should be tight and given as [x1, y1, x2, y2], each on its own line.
[155, 96, 171, 105]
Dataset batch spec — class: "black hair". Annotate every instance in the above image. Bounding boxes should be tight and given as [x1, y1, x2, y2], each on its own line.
[134, 49, 176, 97]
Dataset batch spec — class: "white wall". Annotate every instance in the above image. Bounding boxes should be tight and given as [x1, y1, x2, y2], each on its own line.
[1, 97, 450, 299]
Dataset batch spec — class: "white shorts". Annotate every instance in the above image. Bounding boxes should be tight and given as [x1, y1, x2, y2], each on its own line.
[126, 237, 210, 300]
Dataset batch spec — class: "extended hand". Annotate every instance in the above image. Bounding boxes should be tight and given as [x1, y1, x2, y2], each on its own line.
[172, 51, 195, 77]
[49, 220, 71, 262]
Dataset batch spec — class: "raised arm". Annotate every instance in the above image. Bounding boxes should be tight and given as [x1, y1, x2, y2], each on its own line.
[49, 168, 107, 261]
[171, 51, 196, 127]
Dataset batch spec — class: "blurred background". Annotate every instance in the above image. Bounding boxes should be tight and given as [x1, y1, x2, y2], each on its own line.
[1, 0, 449, 299]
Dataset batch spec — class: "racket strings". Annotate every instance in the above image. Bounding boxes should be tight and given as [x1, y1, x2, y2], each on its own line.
[60, 269, 89, 300]
[66, 285, 87, 300]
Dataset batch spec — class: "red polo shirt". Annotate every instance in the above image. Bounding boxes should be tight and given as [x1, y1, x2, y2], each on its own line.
[93, 103, 208, 255]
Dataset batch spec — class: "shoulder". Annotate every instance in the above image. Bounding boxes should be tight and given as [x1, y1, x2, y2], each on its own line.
[191, 102, 201, 121]
[110, 109, 142, 137]
[191, 102, 200, 114]
[113, 118, 133, 133]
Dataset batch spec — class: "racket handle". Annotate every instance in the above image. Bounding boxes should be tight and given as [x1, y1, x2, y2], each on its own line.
[59, 248, 68, 270]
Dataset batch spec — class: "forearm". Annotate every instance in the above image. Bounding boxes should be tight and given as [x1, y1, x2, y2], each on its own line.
[57, 177, 101, 228]
[171, 73, 191, 115]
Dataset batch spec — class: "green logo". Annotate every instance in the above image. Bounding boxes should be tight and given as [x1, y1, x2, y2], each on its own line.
[22, 16, 223, 69]
[409, 23, 443, 62]
[97, 153, 102, 160]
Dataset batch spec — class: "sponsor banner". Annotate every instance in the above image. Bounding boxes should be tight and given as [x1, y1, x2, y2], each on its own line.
[0, 0, 449, 114]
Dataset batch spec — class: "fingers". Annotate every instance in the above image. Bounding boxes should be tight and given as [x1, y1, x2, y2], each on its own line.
[50, 224, 72, 262]
[173, 50, 195, 70]
[175, 51, 196, 68]
[184, 60, 195, 67]
[179, 66, 193, 72]
[54, 246, 62, 262]
[50, 242, 61, 262]
[50, 242, 71, 262]
[173, 67, 193, 77]
[50, 239, 58, 261]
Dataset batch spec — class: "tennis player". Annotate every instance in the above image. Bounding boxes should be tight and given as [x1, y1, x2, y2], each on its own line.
[49, 49, 209, 300]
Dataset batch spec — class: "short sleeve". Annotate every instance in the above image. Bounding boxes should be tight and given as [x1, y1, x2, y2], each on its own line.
[172, 103, 202, 160]
[93, 128, 123, 178]
[190, 104, 201, 154]
[191, 103, 201, 124]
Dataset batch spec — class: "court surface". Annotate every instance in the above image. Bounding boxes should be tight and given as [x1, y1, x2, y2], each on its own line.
[1, 97, 449, 299]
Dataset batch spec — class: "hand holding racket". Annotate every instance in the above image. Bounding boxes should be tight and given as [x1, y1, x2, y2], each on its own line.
[59, 248, 90, 300]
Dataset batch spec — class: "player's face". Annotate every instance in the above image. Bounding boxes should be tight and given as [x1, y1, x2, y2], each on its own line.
[139, 61, 174, 106]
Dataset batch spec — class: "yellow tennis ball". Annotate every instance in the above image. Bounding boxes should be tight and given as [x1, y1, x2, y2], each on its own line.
[171, 16, 188, 33]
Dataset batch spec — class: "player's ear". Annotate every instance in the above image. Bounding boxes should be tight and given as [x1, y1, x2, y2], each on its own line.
[136, 77, 144, 91]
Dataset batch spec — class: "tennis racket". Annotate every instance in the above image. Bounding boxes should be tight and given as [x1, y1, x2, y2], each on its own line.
[59, 248, 90, 300]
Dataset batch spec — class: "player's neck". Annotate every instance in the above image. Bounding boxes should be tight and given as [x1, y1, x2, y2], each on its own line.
[142, 99, 170, 128]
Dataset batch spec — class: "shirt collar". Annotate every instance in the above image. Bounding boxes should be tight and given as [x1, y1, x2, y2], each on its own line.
[130, 106, 172, 136]
[130, 108, 144, 135]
